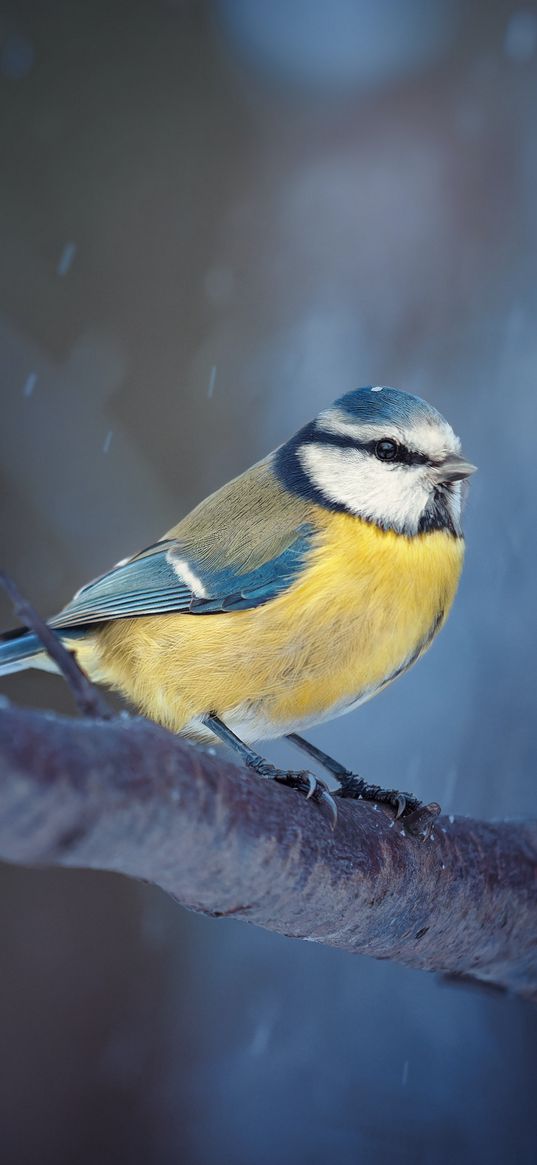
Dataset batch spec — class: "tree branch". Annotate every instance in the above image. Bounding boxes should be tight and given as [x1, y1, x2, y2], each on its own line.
[0, 701, 536, 1001]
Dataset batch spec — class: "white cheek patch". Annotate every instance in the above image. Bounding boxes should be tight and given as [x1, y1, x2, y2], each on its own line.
[299, 443, 430, 534]
[167, 554, 208, 598]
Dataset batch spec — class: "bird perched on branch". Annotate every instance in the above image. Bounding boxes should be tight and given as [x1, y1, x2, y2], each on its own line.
[0, 386, 475, 824]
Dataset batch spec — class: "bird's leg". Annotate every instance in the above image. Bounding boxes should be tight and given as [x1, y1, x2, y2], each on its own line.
[287, 733, 423, 820]
[204, 714, 338, 826]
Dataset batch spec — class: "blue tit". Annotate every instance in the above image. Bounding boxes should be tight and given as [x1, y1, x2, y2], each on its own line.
[0, 385, 475, 820]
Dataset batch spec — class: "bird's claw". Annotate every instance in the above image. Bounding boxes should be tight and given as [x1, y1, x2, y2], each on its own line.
[334, 774, 424, 824]
[394, 793, 407, 819]
[274, 769, 338, 828]
[319, 786, 338, 829]
[305, 772, 317, 799]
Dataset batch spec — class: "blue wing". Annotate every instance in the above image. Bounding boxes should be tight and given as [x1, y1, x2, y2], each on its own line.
[49, 526, 314, 630]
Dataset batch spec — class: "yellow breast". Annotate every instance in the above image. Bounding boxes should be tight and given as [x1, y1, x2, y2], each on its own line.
[84, 512, 464, 740]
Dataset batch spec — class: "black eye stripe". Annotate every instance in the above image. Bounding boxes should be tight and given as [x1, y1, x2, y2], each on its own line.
[300, 425, 429, 466]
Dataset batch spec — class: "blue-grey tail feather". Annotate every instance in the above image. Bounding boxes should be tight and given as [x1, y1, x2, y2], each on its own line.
[0, 627, 86, 675]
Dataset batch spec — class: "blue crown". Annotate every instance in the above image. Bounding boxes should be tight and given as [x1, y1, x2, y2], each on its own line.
[332, 386, 445, 427]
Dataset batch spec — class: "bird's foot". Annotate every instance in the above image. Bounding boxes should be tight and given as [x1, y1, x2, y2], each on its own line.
[335, 774, 420, 817]
[335, 774, 440, 839]
[248, 756, 338, 828]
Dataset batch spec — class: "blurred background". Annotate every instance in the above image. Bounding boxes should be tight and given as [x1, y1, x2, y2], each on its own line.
[1, 0, 537, 1161]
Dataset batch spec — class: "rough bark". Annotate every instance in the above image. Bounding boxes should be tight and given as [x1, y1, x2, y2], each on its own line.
[0, 701, 536, 1001]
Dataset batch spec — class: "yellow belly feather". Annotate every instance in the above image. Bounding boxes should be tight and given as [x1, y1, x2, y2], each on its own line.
[77, 513, 464, 741]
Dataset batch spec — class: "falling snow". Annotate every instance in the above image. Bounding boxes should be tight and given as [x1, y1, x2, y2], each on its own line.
[57, 242, 77, 276]
[22, 372, 37, 397]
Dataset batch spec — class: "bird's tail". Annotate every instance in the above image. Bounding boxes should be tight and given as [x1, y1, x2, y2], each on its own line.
[0, 626, 86, 675]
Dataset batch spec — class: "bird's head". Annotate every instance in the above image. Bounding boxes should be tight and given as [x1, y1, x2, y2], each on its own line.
[275, 386, 476, 536]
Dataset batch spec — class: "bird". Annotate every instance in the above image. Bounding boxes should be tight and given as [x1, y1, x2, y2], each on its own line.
[0, 386, 475, 824]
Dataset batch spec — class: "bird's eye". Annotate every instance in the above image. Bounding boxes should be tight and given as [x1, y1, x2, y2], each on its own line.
[375, 439, 399, 462]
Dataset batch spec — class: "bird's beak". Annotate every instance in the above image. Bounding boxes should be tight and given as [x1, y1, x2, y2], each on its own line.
[436, 454, 477, 484]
